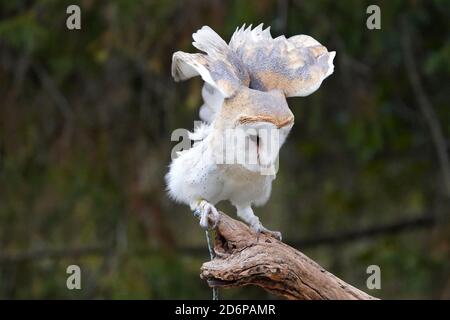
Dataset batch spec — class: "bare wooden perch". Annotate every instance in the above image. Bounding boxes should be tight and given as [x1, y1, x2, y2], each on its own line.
[200, 212, 378, 300]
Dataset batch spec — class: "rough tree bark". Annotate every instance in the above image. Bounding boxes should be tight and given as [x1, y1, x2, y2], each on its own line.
[200, 212, 378, 300]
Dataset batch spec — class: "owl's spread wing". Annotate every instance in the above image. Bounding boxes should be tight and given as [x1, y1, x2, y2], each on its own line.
[171, 24, 335, 123]
[172, 26, 249, 99]
[229, 24, 335, 97]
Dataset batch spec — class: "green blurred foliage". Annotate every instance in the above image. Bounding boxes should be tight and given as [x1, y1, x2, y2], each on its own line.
[0, 0, 449, 299]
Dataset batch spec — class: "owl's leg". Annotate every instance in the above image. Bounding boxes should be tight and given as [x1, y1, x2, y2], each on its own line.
[235, 205, 282, 241]
[190, 199, 220, 229]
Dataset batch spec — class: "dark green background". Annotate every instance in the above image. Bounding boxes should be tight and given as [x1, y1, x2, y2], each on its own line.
[0, 0, 449, 299]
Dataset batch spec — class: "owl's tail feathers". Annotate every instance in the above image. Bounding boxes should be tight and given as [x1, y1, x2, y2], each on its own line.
[192, 26, 229, 59]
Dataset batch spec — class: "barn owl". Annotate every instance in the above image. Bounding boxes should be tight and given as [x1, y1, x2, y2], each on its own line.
[166, 24, 335, 240]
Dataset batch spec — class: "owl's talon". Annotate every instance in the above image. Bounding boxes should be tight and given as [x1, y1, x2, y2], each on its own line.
[210, 216, 219, 229]
[267, 230, 282, 241]
[250, 222, 282, 241]
[193, 208, 201, 219]
[193, 200, 220, 230]
[250, 222, 262, 241]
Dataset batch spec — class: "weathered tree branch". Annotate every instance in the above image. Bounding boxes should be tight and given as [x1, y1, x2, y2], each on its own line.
[200, 212, 378, 300]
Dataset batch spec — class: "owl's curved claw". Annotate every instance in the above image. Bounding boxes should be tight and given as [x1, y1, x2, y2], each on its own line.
[192, 200, 220, 230]
[193, 208, 201, 219]
[251, 222, 282, 242]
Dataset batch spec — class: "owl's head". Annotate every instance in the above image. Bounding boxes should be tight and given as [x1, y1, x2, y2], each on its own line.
[211, 87, 293, 174]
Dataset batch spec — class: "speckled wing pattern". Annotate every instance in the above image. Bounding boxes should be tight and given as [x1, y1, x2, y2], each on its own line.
[229, 24, 335, 97]
[171, 24, 335, 123]
[172, 26, 249, 98]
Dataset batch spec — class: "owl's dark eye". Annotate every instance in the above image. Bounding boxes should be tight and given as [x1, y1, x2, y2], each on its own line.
[249, 134, 260, 147]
